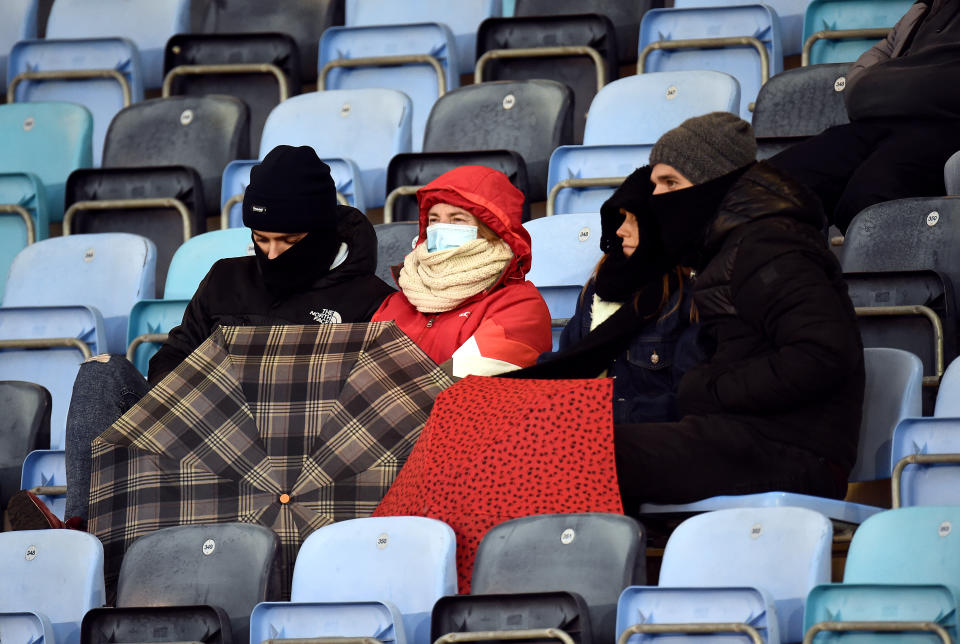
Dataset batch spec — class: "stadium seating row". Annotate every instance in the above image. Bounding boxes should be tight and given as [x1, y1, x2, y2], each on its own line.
[6, 505, 960, 644]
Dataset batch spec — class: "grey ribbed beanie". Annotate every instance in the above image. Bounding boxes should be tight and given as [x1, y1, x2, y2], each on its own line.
[648, 112, 757, 184]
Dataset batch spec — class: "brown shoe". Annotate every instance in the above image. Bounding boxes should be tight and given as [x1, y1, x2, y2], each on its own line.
[7, 490, 65, 530]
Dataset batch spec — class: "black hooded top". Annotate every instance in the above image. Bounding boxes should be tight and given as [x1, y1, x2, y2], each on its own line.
[147, 207, 396, 385]
[665, 162, 866, 473]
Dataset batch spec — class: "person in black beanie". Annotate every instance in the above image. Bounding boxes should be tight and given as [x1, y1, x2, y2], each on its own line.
[9, 145, 396, 530]
[510, 112, 865, 511]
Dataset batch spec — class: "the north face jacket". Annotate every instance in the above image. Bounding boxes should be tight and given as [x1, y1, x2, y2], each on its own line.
[371, 165, 552, 375]
[148, 207, 395, 385]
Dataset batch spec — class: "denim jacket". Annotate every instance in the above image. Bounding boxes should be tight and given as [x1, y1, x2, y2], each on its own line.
[547, 279, 705, 424]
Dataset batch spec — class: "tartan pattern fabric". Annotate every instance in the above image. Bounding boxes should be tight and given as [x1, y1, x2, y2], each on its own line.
[88, 322, 452, 594]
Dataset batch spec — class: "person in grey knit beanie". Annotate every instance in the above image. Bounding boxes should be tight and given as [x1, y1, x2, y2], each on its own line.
[649, 112, 757, 185]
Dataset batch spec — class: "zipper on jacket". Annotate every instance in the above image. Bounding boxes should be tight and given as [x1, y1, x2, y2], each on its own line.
[426, 316, 436, 328]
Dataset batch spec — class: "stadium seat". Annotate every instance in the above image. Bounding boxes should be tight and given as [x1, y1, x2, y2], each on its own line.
[0, 173, 48, 301]
[842, 198, 960, 323]
[845, 270, 956, 391]
[434, 513, 645, 644]
[64, 166, 207, 297]
[753, 63, 851, 157]
[0, 529, 105, 644]
[7, 39, 142, 167]
[0, 381, 49, 512]
[546, 145, 650, 216]
[221, 157, 364, 227]
[193, 0, 344, 84]
[946, 151, 960, 196]
[583, 71, 740, 146]
[513, 0, 652, 65]
[251, 516, 457, 644]
[802, 0, 915, 66]
[374, 222, 418, 285]
[524, 214, 603, 350]
[617, 507, 832, 644]
[163, 33, 302, 153]
[102, 95, 250, 218]
[45, 0, 190, 90]
[19, 447, 67, 518]
[126, 228, 254, 375]
[260, 90, 413, 209]
[890, 357, 960, 508]
[83, 523, 281, 644]
[345, 0, 500, 75]
[476, 14, 618, 143]
[0, 102, 93, 223]
[674, 0, 809, 57]
[640, 348, 923, 525]
[422, 79, 574, 201]
[0, 0, 38, 93]
[385, 151, 529, 223]
[803, 506, 960, 642]
[319, 23, 459, 152]
[639, 5, 784, 119]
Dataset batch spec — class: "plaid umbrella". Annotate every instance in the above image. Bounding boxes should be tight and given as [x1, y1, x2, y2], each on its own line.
[88, 322, 452, 594]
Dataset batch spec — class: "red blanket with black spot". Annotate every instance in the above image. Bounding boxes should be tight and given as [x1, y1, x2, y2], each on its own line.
[373, 375, 624, 592]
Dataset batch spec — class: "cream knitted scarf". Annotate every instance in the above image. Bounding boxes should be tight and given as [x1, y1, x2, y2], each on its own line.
[398, 238, 514, 313]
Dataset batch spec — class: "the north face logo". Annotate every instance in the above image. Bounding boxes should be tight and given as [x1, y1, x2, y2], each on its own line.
[310, 309, 342, 324]
[252, 205, 266, 213]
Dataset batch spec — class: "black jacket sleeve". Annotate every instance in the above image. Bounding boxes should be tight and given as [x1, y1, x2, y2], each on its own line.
[146, 268, 217, 386]
[680, 241, 862, 414]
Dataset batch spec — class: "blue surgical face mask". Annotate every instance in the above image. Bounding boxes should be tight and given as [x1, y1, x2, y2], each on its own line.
[426, 223, 478, 253]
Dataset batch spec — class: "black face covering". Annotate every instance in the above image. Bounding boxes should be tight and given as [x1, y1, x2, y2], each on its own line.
[253, 229, 341, 298]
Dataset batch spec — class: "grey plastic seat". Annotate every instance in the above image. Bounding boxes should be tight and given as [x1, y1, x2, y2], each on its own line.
[433, 513, 646, 644]
[946, 150, 960, 195]
[193, 0, 343, 83]
[422, 79, 574, 201]
[163, 33, 301, 152]
[84, 523, 281, 644]
[514, 0, 655, 64]
[102, 96, 250, 218]
[374, 222, 418, 285]
[385, 150, 529, 223]
[0, 381, 50, 512]
[752, 63, 851, 150]
[476, 14, 618, 143]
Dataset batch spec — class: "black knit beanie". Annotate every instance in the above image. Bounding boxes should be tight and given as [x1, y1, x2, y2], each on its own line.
[243, 145, 338, 233]
[649, 112, 757, 185]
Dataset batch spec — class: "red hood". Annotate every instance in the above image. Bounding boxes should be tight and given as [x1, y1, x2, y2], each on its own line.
[416, 165, 531, 282]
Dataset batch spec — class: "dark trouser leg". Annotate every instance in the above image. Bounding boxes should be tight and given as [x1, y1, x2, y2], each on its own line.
[614, 415, 848, 511]
[768, 122, 888, 232]
[64, 356, 149, 520]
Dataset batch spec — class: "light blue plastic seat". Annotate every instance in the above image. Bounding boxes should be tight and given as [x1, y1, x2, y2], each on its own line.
[260, 90, 413, 209]
[641, 348, 923, 525]
[45, 0, 190, 90]
[319, 23, 459, 152]
[345, 0, 501, 75]
[8, 39, 144, 167]
[0, 529, 105, 644]
[0, 102, 93, 223]
[0, 0, 37, 92]
[946, 151, 960, 196]
[546, 145, 650, 216]
[804, 506, 960, 642]
[20, 448, 68, 519]
[251, 516, 457, 644]
[221, 157, 365, 228]
[127, 228, 253, 375]
[524, 214, 603, 351]
[675, 0, 809, 56]
[802, 0, 914, 65]
[618, 507, 832, 643]
[0, 172, 49, 301]
[583, 71, 741, 145]
[639, 5, 784, 119]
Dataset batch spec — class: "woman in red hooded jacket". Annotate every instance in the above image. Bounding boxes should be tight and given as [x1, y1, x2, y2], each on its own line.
[372, 165, 552, 376]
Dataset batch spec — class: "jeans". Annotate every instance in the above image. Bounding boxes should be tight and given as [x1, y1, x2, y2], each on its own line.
[64, 356, 150, 520]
